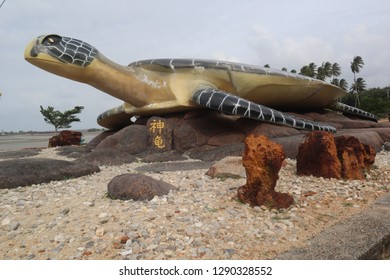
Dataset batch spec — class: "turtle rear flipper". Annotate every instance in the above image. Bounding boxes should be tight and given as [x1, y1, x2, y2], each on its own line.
[328, 101, 378, 122]
[192, 88, 337, 132]
[97, 104, 133, 129]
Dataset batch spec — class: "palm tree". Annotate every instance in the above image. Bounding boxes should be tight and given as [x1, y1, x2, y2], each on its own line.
[350, 77, 366, 93]
[300, 63, 317, 78]
[331, 63, 341, 80]
[308, 62, 317, 77]
[339, 79, 348, 91]
[331, 78, 348, 91]
[350, 56, 364, 107]
[316, 62, 332, 81]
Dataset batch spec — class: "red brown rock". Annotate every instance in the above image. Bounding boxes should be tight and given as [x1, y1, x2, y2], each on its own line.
[296, 131, 342, 179]
[237, 135, 294, 209]
[48, 130, 82, 147]
[296, 131, 376, 180]
[335, 136, 376, 180]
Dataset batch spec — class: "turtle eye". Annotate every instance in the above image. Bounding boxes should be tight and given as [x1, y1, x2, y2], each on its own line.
[42, 35, 62, 46]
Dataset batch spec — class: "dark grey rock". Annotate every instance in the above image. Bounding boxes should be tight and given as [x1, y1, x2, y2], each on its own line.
[107, 174, 176, 201]
[141, 151, 188, 163]
[186, 143, 244, 161]
[76, 148, 135, 166]
[0, 158, 100, 189]
[0, 149, 42, 160]
[135, 161, 213, 173]
[56, 146, 92, 158]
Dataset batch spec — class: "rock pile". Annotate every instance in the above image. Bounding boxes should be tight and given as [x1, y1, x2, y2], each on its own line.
[237, 135, 294, 209]
[85, 110, 390, 161]
[297, 131, 376, 180]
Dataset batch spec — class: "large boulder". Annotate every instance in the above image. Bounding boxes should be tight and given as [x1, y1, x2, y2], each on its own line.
[206, 156, 246, 179]
[86, 130, 117, 149]
[237, 135, 294, 209]
[173, 110, 244, 152]
[107, 174, 176, 201]
[95, 125, 149, 155]
[0, 158, 100, 189]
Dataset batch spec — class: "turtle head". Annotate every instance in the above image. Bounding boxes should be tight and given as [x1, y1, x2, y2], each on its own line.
[24, 34, 98, 82]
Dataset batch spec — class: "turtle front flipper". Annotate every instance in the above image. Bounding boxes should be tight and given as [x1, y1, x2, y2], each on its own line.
[328, 101, 378, 122]
[192, 88, 337, 132]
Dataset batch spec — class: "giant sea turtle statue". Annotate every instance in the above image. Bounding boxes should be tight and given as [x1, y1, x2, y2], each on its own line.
[24, 34, 377, 132]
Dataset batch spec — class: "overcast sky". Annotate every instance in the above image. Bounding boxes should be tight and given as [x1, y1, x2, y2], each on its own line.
[0, 0, 389, 132]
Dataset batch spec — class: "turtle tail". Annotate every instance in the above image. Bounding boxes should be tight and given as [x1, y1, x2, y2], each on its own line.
[191, 88, 337, 133]
[328, 101, 378, 122]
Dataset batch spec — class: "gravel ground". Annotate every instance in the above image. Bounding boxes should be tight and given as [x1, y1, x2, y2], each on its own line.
[0, 148, 389, 260]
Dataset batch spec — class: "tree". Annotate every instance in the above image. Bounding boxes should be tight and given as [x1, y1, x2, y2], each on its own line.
[350, 56, 364, 107]
[350, 77, 366, 93]
[331, 78, 348, 91]
[317, 61, 332, 81]
[264, 64, 271, 68]
[300, 62, 317, 78]
[330, 62, 341, 80]
[40, 105, 84, 133]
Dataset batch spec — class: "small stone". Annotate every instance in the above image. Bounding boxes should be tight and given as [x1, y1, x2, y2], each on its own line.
[113, 241, 122, 249]
[52, 247, 62, 254]
[26, 254, 36, 260]
[165, 250, 174, 256]
[60, 208, 70, 215]
[120, 235, 130, 244]
[2, 217, 11, 226]
[224, 249, 235, 255]
[83, 201, 95, 207]
[9, 222, 20, 231]
[85, 241, 95, 248]
[82, 251, 93, 257]
[95, 227, 105, 237]
[119, 249, 133, 256]
[98, 213, 109, 224]
[54, 234, 66, 242]
[98, 213, 108, 219]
